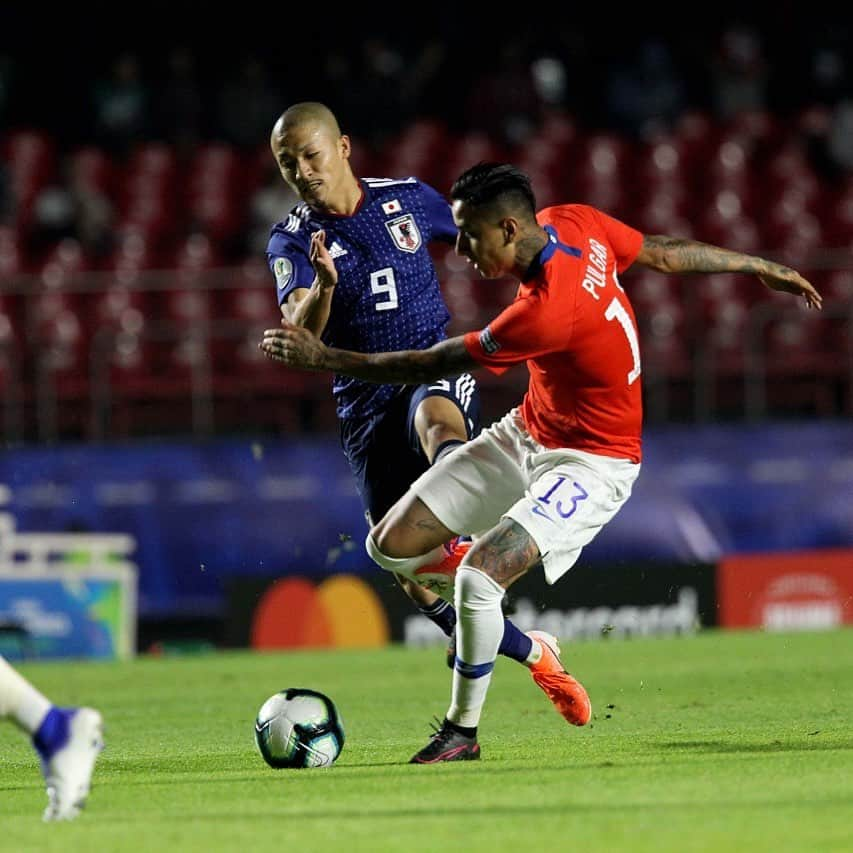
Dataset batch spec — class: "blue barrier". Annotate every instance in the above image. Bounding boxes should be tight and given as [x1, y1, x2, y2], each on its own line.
[1, 421, 850, 617]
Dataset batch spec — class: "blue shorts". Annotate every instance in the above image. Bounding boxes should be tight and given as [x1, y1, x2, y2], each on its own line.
[340, 374, 481, 523]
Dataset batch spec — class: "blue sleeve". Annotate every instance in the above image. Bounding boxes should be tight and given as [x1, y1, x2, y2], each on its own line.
[420, 182, 457, 244]
[266, 228, 315, 306]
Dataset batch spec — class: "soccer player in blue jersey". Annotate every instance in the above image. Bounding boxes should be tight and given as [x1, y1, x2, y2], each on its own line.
[0, 655, 103, 820]
[264, 103, 581, 715]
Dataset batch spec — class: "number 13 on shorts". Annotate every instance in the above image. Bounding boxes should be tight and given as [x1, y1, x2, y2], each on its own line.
[531, 475, 589, 523]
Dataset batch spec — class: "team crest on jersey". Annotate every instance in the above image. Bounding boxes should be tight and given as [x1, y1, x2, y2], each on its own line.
[273, 257, 293, 290]
[381, 199, 402, 215]
[385, 214, 422, 254]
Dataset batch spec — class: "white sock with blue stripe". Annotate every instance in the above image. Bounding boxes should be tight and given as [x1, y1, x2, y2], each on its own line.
[447, 565, 506, 728]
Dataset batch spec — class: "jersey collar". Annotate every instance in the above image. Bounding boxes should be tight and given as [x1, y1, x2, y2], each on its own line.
[314, 180, 366, 220]
[523, 225, 561, 281]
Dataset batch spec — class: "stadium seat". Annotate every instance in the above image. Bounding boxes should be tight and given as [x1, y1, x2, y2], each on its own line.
[824, 185, 853, 248]
[762, 213, 824, 264]
[573, 133, 632, 193]
[108, 226, 157, 271]
[725, 108, 779, 146]
[440, 132, 508, 189]
[672, 110, 717, 168]
[213, 258, 284, 388]
[0, 227, 25, 277]
[702, 137, 755, 214]
[380, 118, 448, 184]
[68, 146, 115, 196]
[638, 138, 689, 191]
[0, 293, 25, 403]
[822, 269, 853, 305]
[88, 287, 149, 335]
[125, 142, 177, 183]
[441, 273, 480, 332]
[632, 188, 692, 234]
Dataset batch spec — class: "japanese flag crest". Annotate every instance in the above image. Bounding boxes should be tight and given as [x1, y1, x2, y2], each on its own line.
[385, 214, 422, 254]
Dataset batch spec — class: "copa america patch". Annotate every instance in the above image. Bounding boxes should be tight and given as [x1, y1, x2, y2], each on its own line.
[479, 326, 500, 354]
[273, 257, 293, 290]
[385, 214, 422, 253]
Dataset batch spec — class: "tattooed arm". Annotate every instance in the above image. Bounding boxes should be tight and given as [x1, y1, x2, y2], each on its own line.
[634, 235, 823, 309]
[260, 324, 479, 384]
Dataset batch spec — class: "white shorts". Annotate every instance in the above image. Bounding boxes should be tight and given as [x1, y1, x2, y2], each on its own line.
[412, 409, 640, 585]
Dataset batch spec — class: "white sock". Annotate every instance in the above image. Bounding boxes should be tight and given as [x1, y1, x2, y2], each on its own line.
[447, 565, 505, 728]
[0, 656, 52, 733]
[525, 641, 543, 666]
[364, 533, 445, 579]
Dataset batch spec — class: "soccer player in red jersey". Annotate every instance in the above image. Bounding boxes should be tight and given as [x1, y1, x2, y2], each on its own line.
[261, 162, 822, 763]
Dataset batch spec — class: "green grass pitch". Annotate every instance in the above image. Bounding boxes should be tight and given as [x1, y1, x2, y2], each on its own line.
[3, 628, 853, 852]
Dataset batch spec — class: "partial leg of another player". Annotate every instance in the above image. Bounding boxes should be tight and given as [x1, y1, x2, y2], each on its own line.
[0, 655, 104, 821]
[399, 394, 537, 671]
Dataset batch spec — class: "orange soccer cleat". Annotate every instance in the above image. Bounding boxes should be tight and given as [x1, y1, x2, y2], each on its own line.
[526, 630, 592, 726]
[413, 536, 471, 598]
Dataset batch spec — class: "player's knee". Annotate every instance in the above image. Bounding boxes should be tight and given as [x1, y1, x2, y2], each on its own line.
[456, 565, 505, 610]
[365, 529, 406, 569]
[415, 399, 467, 461]
[368, 517, 406, 559]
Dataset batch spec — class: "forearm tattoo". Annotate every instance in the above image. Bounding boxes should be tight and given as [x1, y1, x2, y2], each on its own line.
[646, 235, 771, 274]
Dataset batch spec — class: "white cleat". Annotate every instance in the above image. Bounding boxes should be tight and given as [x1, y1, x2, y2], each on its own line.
[41, 708, 104, 822]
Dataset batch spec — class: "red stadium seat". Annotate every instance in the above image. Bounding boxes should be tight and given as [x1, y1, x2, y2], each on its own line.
[824, 184, 853, 248]
[638, 138, 690, 191]
[822, 269, 853, 305]
[0, 227, 25, 277]
[379, 119, 448, 184]
[108, 226, 157, 271]
[574, 133, 632, 193]
[68, 146, 115, 195]
[632, 188, 692, 234]
[673, 110, 717, 167]
[125, 142, 177, 183]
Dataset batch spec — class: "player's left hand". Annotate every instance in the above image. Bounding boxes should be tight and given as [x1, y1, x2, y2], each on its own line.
[260, 321, 329, 371]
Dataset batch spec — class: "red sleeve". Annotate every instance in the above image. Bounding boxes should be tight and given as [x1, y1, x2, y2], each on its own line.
[594, 208, 643, 272]
[463, 292, 567, 374]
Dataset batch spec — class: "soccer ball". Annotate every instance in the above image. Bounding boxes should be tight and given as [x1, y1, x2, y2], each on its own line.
[254, 688, 345, 769]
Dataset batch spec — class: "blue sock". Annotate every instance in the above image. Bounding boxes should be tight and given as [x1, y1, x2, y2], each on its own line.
[419, 598, 456, 637]
[498, 618, 534, 663]
[32, 707, 71, 762]
[423, 598, 533, 663]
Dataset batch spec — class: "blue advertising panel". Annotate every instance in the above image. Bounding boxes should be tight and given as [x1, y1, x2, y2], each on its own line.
[0, 421, 850, 619]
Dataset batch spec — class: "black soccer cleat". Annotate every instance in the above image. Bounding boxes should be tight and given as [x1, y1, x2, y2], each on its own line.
[409, 719, 480, 764]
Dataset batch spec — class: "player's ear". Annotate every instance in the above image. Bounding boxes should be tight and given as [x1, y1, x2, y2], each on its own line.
[502, 217, 519, 246]
[339, 134, 352, 160]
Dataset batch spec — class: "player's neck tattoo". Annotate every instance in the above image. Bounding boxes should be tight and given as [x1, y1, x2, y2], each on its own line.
[518, 232, 550, 280]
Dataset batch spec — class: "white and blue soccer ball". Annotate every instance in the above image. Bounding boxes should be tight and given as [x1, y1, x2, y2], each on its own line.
[254, 688, 345, 769]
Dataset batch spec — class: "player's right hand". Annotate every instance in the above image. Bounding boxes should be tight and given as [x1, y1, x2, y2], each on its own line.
[260, 321, 329, 372]
[310, 230, 338, 290]
[758, 268, 823, 310]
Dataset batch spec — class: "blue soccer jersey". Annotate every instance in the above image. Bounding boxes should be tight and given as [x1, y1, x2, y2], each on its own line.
[266, 177, 456, 419]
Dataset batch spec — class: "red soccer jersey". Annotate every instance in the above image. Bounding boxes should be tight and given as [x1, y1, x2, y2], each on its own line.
[463, 204, 644, 462]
